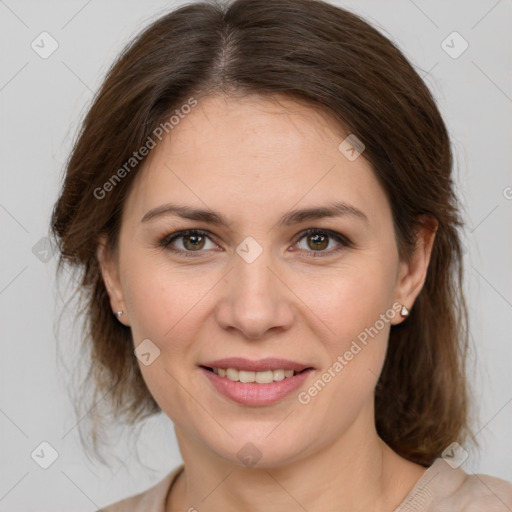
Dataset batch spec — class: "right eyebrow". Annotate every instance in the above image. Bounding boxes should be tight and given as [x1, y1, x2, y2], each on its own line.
[141, 204, 231, 226]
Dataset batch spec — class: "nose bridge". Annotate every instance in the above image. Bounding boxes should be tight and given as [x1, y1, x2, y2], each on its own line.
[235, 247, 274, 300]
[216, 239, 293, 338]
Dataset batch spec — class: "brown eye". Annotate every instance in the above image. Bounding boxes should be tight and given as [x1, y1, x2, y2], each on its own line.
[161, 229, 218, 255]
[295, 229, 351, 256]
[306, 232, 329, 251]
[182, 233, 206, 251]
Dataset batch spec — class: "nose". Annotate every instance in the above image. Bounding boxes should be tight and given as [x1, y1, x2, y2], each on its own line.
[215, 248, 295, 340]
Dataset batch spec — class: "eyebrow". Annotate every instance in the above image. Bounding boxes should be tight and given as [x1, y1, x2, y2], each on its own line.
[141, 201, 369, 227]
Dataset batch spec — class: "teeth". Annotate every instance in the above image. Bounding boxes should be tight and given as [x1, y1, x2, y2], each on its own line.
[212, 367, 297, 383]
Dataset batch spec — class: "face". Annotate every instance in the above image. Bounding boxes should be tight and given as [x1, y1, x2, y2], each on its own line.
[99, 94, 433, 467]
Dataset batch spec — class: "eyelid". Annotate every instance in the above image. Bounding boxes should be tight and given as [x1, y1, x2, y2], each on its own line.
[291, 228, 353, 257]
[159, 228, 352, 257]
[160, 229, 219, 256]
[293, 228, 352, 247]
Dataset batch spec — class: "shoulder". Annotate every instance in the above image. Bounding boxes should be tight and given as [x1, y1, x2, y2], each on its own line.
[438, 470, 512, 511]
[395, 458, 512, 512]
[99, 465, 184, 512]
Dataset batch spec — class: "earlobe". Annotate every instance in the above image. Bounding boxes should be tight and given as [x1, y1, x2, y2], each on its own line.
[96, 238, 130, 325]
[392, 216, 438, 325]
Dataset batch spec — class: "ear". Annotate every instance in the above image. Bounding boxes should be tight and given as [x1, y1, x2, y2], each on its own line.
[96, 236, 130, 326]
[391, 215, 438, 325]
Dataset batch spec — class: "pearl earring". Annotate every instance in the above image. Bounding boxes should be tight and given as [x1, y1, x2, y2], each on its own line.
[115, 310, 123, 319]
[400, 305, 409, 318]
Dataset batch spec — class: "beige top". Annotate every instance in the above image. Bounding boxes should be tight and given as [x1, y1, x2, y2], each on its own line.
[100, 458, 512, 511]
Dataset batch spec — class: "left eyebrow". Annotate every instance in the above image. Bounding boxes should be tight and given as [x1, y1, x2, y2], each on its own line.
[277, 201, 369, 227]
[140, 201, 369, 227]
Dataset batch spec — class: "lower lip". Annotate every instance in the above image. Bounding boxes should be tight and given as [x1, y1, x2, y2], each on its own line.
[200, 367, 314, 406]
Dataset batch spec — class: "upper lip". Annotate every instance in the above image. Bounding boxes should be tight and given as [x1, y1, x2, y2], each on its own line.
[200, 357, 313, 372]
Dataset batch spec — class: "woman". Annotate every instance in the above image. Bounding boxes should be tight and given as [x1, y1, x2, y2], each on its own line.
[50, 0, 512, 510]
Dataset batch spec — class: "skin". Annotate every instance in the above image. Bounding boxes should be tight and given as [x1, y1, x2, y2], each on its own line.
[98, 93, 437, 512]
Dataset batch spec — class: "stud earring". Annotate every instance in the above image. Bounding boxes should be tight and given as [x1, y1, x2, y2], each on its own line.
[115, 310, 123, 319]
[400, 305, 409, 318]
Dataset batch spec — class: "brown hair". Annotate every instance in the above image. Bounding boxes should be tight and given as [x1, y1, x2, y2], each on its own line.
[51, 0, 473, 466]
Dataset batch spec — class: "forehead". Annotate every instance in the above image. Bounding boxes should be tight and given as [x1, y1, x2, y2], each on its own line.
[123, 94, 391, 231]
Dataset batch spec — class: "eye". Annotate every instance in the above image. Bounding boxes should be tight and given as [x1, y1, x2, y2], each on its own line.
[159, 228, 352, 258]
[293, 228, 352, 257]
[160, 229, 219, 256]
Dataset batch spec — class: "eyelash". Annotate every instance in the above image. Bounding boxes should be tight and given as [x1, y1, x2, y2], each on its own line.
[158, 228, 353, 258]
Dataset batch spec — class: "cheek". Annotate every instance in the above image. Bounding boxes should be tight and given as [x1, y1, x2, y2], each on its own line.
[289, 259, 397, 398]
[292, 258, 397, 344]
[120, 255, 216, 420]
[121, 252, 218, 356]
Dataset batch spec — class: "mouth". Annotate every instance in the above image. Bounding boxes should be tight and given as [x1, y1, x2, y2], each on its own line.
[198, 357, 315, 406]
[200, 365, 312, 384]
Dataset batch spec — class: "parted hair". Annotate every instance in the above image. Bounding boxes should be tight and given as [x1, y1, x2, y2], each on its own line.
[51, 0, 472, 466]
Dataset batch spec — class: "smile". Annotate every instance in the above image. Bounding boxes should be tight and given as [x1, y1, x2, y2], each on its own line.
[204, 367, 303, 383]
[199, 366, 314, 406]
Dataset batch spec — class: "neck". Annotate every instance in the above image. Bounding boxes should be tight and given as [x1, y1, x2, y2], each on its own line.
[168, 408, 426, 512]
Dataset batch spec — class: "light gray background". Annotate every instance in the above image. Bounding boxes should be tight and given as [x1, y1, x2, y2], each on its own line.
[1, 0, 511, 510]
